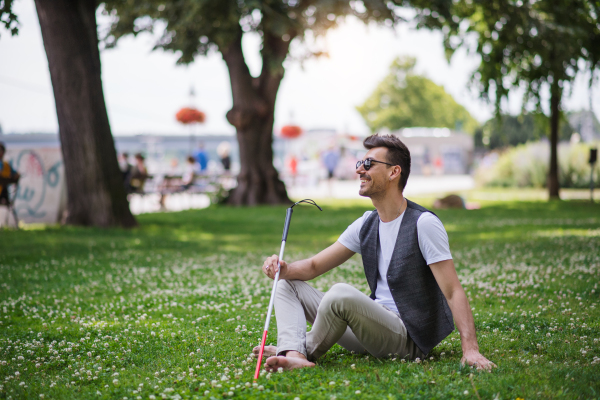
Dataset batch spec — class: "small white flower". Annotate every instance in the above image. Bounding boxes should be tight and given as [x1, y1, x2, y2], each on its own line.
[113, 379, 119, 385]
[355, 390, 361, 394]
[329, 381, 335, 386]
[464, 390, 469, 395]
[351, 364, 356, 369]
[277, 367, 283, 373]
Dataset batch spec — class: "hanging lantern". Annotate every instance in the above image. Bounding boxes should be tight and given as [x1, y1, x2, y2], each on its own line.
[280, 125, 302, 138]
[176, 107, 206, 124]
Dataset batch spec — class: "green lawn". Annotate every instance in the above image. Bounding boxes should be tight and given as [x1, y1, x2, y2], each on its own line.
[1, 198, 599, 399]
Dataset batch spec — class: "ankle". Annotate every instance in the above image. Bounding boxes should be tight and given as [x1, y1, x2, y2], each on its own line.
[285, 351, 306, 359]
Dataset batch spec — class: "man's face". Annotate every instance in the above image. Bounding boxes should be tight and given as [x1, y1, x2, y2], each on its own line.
[356, 147, 395, 198]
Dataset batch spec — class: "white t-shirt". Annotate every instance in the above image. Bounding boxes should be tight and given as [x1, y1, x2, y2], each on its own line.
[338, 210, 452, 315]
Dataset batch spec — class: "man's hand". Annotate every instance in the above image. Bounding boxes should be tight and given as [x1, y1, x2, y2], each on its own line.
[262, 255, 287, 280]
[461, 350, 497, 372]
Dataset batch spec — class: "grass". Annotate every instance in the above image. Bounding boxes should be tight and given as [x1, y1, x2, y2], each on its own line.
[1, 196, 599, 399]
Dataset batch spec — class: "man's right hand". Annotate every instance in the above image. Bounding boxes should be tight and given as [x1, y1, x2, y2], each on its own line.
[262, 255, 287, 280]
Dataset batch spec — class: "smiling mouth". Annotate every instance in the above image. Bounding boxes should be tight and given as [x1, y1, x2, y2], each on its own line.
[359, 176, 370, 184]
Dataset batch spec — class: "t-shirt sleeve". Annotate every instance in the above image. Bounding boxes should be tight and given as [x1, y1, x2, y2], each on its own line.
[417, 212, 452, 265]
[337, 211, 372, 255]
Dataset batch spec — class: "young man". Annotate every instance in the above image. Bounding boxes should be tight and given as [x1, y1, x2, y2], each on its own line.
[256, 134, 495, 372]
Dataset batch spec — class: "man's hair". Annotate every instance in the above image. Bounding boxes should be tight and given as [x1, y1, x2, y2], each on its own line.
[363, 133, 411, 191]
[0, 142, 5, 152]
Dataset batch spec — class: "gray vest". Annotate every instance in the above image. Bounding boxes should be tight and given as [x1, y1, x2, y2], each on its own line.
[359, 199, 454, 355]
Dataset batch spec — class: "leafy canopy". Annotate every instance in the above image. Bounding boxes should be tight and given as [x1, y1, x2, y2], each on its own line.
[432, 0, 600, 113]
[357, 56, 479, 133]
[474, 112, 573, 149]
[0, 0, 19, 37]
[102, 0, 453, 66]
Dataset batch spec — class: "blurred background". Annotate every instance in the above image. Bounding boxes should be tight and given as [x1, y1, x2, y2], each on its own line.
[0, 0, 598, 226]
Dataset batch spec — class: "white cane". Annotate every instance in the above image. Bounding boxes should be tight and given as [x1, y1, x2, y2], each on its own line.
[254, 199, 322, 380]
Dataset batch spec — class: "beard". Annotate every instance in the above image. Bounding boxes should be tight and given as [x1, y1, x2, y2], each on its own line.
[358, 175, 386, 198]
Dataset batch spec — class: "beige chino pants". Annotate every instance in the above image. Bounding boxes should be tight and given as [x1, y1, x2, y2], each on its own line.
[274, 280, 424, 361]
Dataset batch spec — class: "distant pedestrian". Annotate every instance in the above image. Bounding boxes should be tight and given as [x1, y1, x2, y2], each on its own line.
[118, 152, 132, 188]
[194, 143, 208, 174]
[129, 153, 148, 193]
[0, 142, 20, 206]
[217, 142, 231, 173]
[322, 146, 340, 180]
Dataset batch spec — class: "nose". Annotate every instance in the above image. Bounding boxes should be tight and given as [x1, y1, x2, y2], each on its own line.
[356, 162, 365, 175]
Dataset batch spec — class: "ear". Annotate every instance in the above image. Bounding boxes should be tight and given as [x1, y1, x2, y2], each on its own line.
[389, 165, 402, 182]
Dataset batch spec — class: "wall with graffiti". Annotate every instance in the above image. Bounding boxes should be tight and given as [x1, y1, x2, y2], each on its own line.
[5, 148, 66, 224]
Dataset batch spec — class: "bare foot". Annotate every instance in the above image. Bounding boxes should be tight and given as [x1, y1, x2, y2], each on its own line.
[252, 345, 277, 358]
[264, 355, 315, 372]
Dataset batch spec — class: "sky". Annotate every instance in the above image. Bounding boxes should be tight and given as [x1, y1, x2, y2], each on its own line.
[0, 0, 599, 136]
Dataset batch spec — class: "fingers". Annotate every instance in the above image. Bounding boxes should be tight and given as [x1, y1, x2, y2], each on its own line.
[262, 255, 285, 279]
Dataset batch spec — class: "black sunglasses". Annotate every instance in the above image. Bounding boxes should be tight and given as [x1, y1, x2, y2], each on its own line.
[356, 158, 395, 171]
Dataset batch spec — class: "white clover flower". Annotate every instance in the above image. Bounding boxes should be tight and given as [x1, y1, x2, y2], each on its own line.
[277, 367, 283, 373]
[203, 391, 210, 396]
[113, 379, 119, 385]
[355, 390, 361, 394]
[258, 385, 264, 391]
[329, 381, 335, 386]
[351, 364, 356, 369]
[464, 390, 469, 395]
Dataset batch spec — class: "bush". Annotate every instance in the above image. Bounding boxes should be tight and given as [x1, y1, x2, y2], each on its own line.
[476, 141, 600, 188]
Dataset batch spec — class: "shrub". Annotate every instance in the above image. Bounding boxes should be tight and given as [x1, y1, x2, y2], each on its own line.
[475, 141, 600, 188]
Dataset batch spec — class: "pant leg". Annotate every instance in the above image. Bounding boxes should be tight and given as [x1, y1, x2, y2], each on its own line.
[306, 283, 423, 361]
[274, 280, 367, 357]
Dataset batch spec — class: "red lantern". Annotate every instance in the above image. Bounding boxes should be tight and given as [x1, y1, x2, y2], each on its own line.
[176, 107, 206, 124]
[280, 125, 302, 138]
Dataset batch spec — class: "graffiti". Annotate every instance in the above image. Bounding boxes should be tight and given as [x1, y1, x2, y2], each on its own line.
[6, 149, 64, 222]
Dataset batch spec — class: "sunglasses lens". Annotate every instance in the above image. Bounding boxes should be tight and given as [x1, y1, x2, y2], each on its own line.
[356, 159, 372, 170]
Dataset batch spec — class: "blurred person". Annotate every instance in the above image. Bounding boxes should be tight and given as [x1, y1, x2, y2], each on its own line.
[181, 156, 197, 189]
[217, 141, 231, 173]
[321, 145, 340, 180]
[0, 142, 20, 206]
[194, 143, 208, 174]
[287, 155, 298, 186]
[118, 152, 132, 187]
[128, 153, 148, 193]
[256, 134, 495, 373]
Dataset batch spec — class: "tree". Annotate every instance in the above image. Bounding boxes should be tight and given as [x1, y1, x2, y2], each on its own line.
[474, 112, 573, 150]
[428, 0, 600, 199]
[1, 0, 137, 227]
[102, 0, 452, 206]
[357, 56, 479, 133]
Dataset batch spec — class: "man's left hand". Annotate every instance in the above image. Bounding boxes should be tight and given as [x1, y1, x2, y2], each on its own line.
[461, 350, 497, 372]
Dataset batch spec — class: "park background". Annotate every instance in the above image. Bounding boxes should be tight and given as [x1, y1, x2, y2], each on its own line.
[1, 0, 600, 399]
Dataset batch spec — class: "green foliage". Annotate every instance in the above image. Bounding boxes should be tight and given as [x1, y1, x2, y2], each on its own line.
[357, 57, 479, 134]
[474, 113, 574, 150]
[0, 0, 19, 37]
[102, 1, 447, 65]
[1, 200, 600, 399]
[434, 0, 600, 113]
[476, 141, 600, 188]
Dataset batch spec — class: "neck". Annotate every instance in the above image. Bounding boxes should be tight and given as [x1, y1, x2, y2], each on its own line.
[371, 190, 406, 223]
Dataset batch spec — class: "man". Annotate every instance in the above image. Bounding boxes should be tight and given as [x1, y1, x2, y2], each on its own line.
[256, 134, 495, 372]
[0, 142, 20, 205]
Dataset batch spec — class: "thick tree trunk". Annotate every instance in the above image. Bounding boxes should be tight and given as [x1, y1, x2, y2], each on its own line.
[548, 81, 561, 200]
[221, 32, 291, 206]
[34, 0, 137, 227]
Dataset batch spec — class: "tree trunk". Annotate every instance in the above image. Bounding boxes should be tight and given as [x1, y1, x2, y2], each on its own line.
[34, 0, 137, 227]
[548, 80, 561, 200]
[221, 32, 291, 206]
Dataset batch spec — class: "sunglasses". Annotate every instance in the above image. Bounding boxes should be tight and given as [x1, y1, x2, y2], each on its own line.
[356, 158, 395, 171]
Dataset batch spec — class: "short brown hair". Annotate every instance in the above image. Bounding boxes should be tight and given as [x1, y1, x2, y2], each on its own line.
[363, 134, 411, 191]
